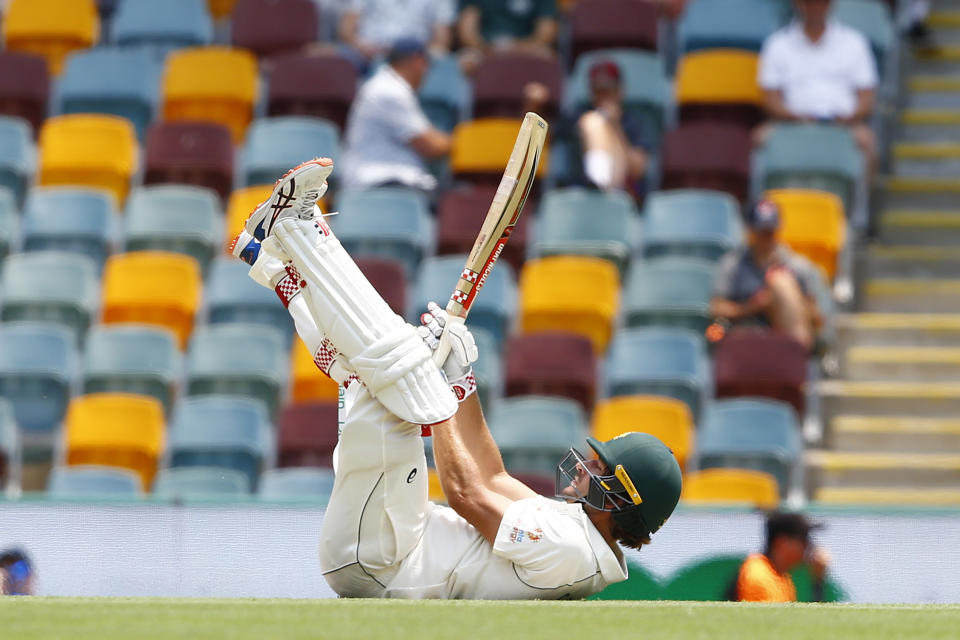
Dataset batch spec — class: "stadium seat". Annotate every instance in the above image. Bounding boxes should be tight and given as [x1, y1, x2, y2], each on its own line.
[225, 185, 273, 245]
[277, 402, 339, 468]
[259, 467, 335, 503]
[64, 392, 166, 491]
[696, 398, 802, 496]
[231, 0, 319, 58]
[162, 46, 259, 143]
[436, 185, 528, 273]
[759, 123, 862, 212]
[153, 466, 249, 498]
[467, 328, 502, 412]
[124, 185, 223, 273]
[243, 116, 340, 186]
[678, 0, 781, 53]
[22, 187, 116, 268]
[623, 257, 715, 333]
[355, 257, 408, 316]
[266, 52, 357, 131]
[47, 464, 143, 498]
[451, 118, 549, 187]
[529, 188, 639, 275]
[37, 114, 139, 204]
[489, 396, 590, 475]
[101, 251, 202, 349]
[82, 325, 180, 414]
[0, 190, 16, 263]
[675, 50, 764, 128]
[0, 52, 50, 133]
[0, 252, 99, 342]
[472, 51, 564, 120]
[832, 0, 894, 69]
[207, 0, 237, 19]
[289, 341, 340, 404]
[409, 255, 516, 349]
[419, 55, 469, 133]
[642, 189, 744, 261]
[428, 467, 445, 502]
[185, 324, 287, 417]
[1, 0, 99, 75]
[568, 0, 658, 61]
[0, 115, 33, 207]
[167, 395, 270, 492]
[58, 47, 161, 139]
[144, 121, 235, 201]
[503, 332, 597, 412]
[713, 327, 808, 414]
[764, 189, 846, 281]
[518, 256, 620, 353]
[206, 256, 293, 336]
[660, 123, 752, 204]
[591, 396, 694, 471]
[605, 327, 711, 420]
[0, 322, 75, 435]
[0, 399, 19, 490]
[333, 188, 433, 276]
[111, 0, 213, 52]
[680, 468, 780, 508]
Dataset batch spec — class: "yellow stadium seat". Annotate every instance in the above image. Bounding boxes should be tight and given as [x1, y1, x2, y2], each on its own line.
[2, 0, 99, 74]
[765, 189, 846, 281]
[676, 50, 763, 106]
[428, 468, 446, 503]
[290, 341, 340, 404]
[519, 256, 620, 353]
[101, 251, 202, 349]
[225, 185, 273, 250]
[207, 0, 238, 19]
[450, 118, 549, 181]
[591, 396, 694, 470]
[38, 114, 138, 205]
[162, 46, 259, 143]
[65, 393, 165, 491]
[681, 468, 780, 509]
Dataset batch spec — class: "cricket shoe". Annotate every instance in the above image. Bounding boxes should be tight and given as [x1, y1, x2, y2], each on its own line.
[244, 157, 333, 242]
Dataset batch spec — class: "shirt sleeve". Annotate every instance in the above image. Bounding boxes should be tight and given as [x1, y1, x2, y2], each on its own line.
[758, 33, 786, 90]
[493, 498, 598, 589]
[713, 252, 738, 299]
[435, 0, 456, 25]
[848, 32, 878, 89]
[737, 561, 778, 602]
[379, 92, 432, 142]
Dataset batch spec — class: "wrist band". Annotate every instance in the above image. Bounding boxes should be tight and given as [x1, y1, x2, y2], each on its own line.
[448, 370, 477, 402]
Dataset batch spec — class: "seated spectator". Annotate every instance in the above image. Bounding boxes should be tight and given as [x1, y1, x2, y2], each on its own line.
[576, 59, 649, 195]
[457, 0, 558, 56]
[756, 0, 878, 177]
[0, 548, 34, 596]
[337, 0, 455, 71]
[341, 38, 451, 194]
[711, 200, 822, 352]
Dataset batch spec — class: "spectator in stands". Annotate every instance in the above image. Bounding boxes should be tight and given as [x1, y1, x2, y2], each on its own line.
[756, 0, 878, 177]
[733, 512, 830, 602]
[711, 200, 822, 352]
[337, 0, 456, 71]
[341, 38, 451, 195]
[576, 59, 649, 195]
[0, 548, 35, 596]
[457, 0, 558, 56]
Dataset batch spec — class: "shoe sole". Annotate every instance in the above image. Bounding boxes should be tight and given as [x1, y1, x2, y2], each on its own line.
[246, 157, 334, 240]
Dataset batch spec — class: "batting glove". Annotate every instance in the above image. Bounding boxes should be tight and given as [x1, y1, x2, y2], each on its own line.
[417, 302, 479, 402]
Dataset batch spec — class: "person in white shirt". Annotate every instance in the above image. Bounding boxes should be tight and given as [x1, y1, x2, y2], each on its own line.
[341, 38, 451, 193]
[757, 0, 878, 177]
[338, 0, 455, 65]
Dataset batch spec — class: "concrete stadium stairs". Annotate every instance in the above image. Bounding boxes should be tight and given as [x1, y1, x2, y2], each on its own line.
[808, 9, 960, 506]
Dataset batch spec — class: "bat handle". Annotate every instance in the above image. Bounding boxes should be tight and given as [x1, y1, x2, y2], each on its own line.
[431, 315, 465, 367]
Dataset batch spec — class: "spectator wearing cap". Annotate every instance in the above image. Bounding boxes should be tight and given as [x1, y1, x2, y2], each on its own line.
[756, 0, 878, 179]
[576, 59, 649, 195]
[0, 548, 34, 596]
[341, 38, 451, 194]
[711, 200, 822, 351]
[337, 0, 456, 70]
[733, 512, 830, 602]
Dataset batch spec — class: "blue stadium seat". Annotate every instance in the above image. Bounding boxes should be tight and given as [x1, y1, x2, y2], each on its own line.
[47, 464, 143, 499]
[153, 466, 250, 499]
[0, 398, 19, 491]
[472, 328, 503, 413]
[0, 322, 75, 435]
[678, 0, 782, 53]
[111, 0, 214, 52]
[419, 55, 469, 133]
[333, 188, 434, 276]
[243, 116, 340, 186]
[82, 325, 181, 413]
[488, 396, 590, 475]
[0, 251, 100, 342]
[605, 327, 711, 420]
[642, 189, 744, 261]
[623, 257, 716, 333]
[58, 47, 161, 139]
[258, 467, 334, 503]
[0, 115, 33, 207]
[409, 255, 516, 349]
[23, 187, 117, 269]
[206, 256, 294, 337]
[0, 189, 17, 262]
[124, 185, 222, 273]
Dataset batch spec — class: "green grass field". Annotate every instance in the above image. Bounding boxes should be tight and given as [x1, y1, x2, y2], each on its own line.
[2, 598, 959, 640]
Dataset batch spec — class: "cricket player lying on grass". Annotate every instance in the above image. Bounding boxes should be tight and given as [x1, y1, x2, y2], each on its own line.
[230, 158, 683, 600]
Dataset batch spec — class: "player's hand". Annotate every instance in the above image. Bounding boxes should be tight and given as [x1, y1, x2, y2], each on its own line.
[417, 302, 479, 401]
[808, 547, 831, 581]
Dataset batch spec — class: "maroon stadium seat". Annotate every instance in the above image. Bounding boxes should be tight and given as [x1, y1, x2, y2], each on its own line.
[713, 327, 808, 414]
[354, 257, 407, 316]
[144, 121, 235, 200]
[231, 0, 320, 58]
[569, 0, 659, 62]
[278, 402, 339, 468]
[0, 52, 50, 134]
[472, 52, 564, 120]
[504, 332, 598, 412]
[265, 52, 357, 131]
[436, 185, 529, 274]
[661, 122, 752, 204]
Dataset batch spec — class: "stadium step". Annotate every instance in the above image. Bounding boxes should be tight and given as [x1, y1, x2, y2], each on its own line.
[843, 346, 960, 381]
[879, 208, 960, 244]
[806, 450, 960, 489]
[893, 142, 960, 177]
[835, 313, 960, 348]
[882, 175, 960, 210]
[814, 486, 960, 506]
[818, 380, 960, 428]
[862, 245, 960, 277]
[831, 415, 960, 452]
[898, 108, 960, 143]
[862, 278, 960, 312]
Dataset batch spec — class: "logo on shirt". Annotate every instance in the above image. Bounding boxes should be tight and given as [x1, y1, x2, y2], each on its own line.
[509, 527, 543, 543]
[406, 468, 417, 483]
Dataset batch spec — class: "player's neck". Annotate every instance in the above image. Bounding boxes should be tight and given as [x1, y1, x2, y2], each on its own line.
[587, 509, 621, 554]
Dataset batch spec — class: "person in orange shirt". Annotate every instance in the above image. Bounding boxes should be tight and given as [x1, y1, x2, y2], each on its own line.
[735, 512, 830, 602]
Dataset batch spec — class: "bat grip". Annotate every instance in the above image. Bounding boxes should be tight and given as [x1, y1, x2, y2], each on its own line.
[431, 315, 465, 367]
